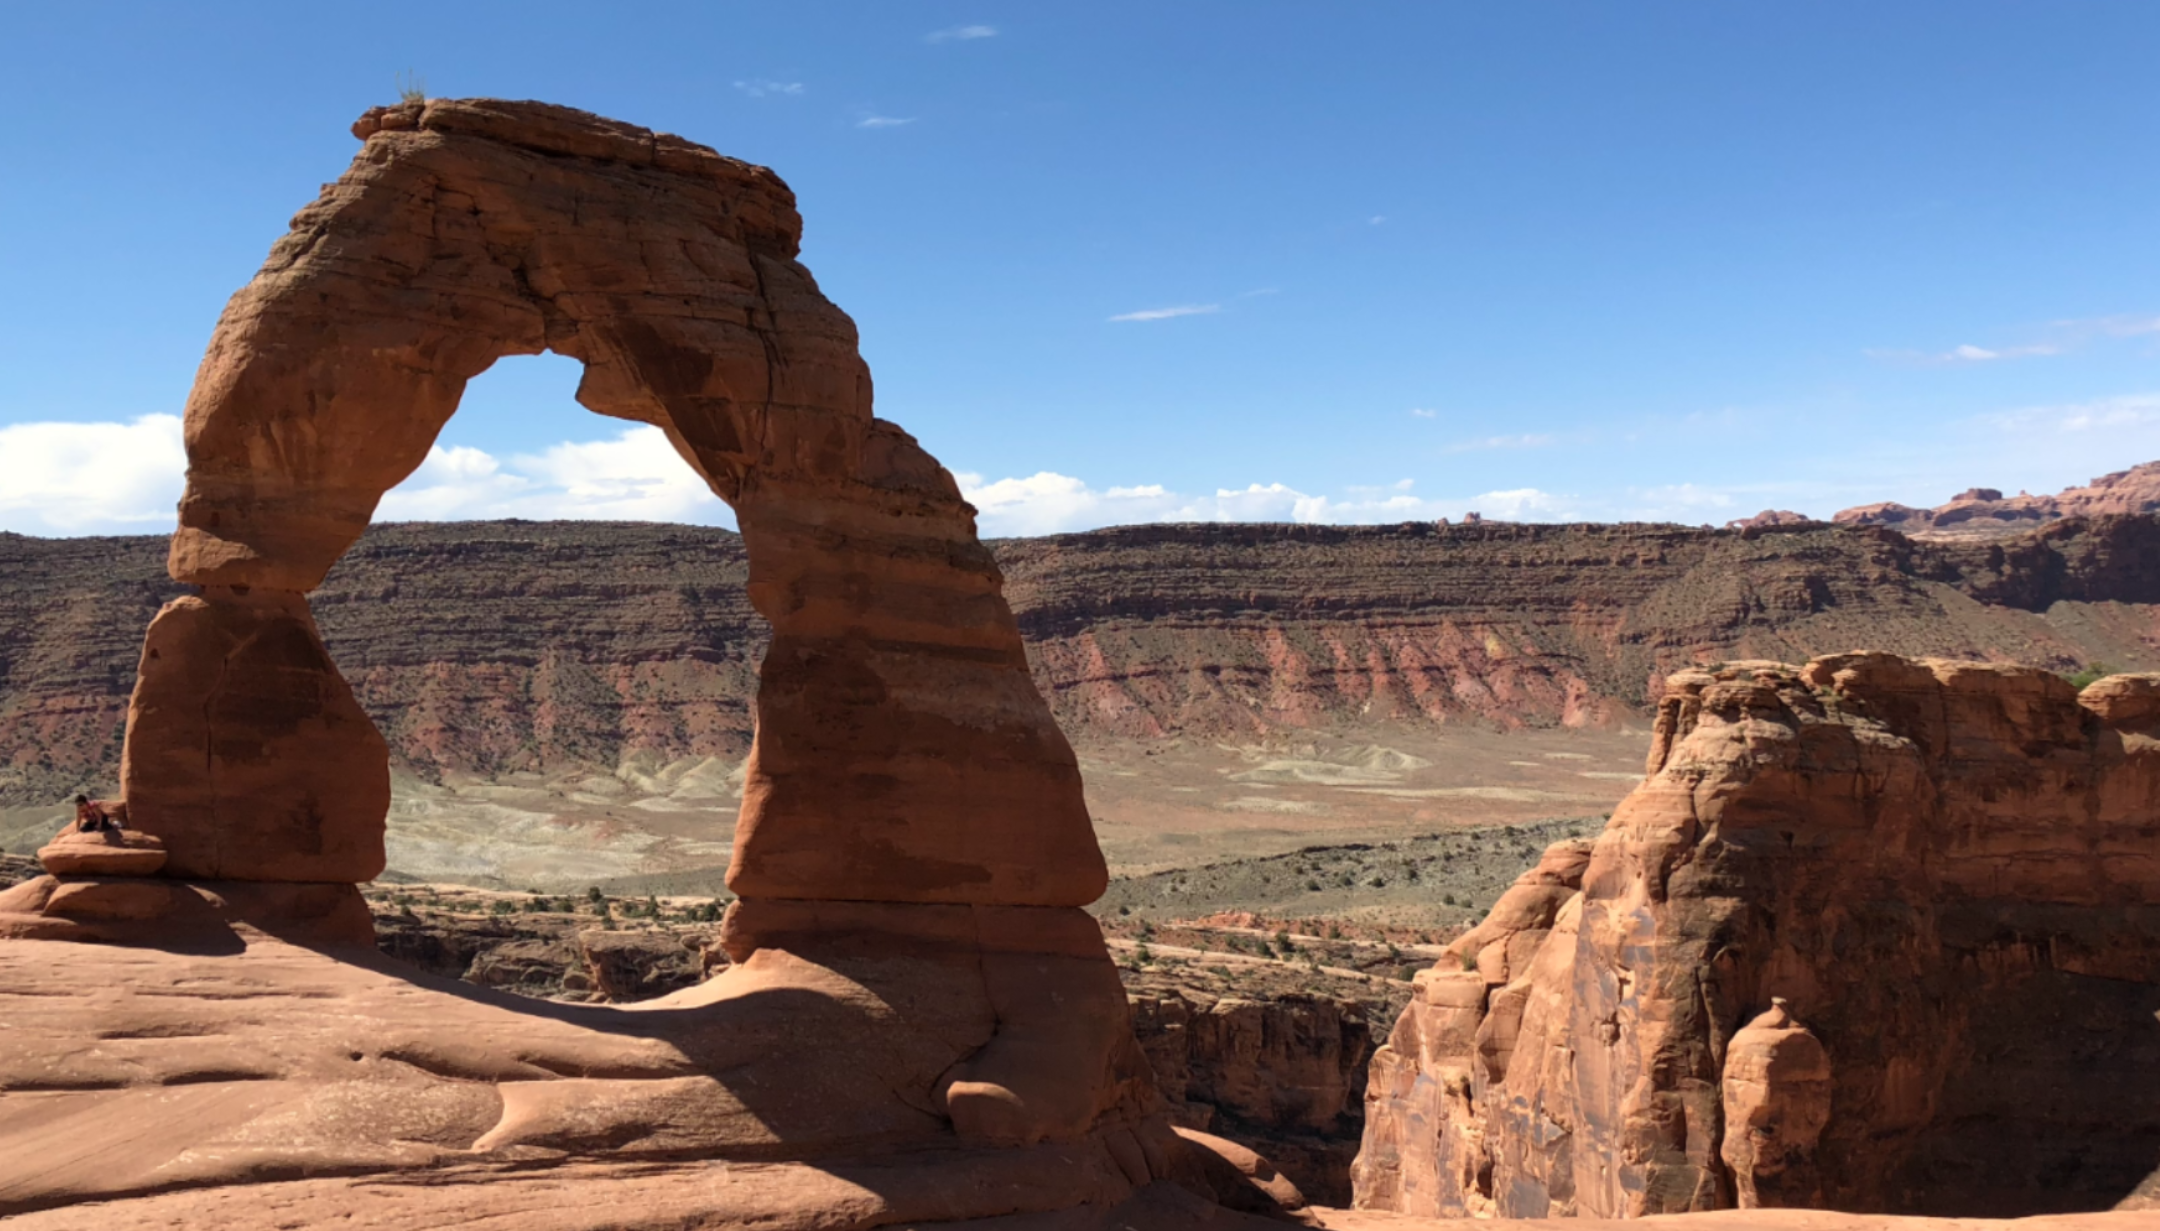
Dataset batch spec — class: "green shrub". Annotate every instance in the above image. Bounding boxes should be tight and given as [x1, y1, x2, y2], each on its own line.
[2066, 663, 2113, 690]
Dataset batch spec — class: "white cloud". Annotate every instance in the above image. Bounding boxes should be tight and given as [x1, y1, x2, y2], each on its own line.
[0, 418, 736, 537]
[1369, 215, 1387, 225]
[954, 470, 1573, 536]
[1108, 304, 1220, 323]
[0, 414, 185, 536]
[733, 79, 804, 99]
[926, 24, 997, 42]
[857, 115, 916, 129]
[1409, 408, 1437, 418]
[377, 427, 730, 525]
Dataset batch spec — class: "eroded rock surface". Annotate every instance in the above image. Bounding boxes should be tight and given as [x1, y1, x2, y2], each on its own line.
[12, 513, 2160, 815]
[1353, 655, 2160, 1218]
[1132, 986, 1378, 1205]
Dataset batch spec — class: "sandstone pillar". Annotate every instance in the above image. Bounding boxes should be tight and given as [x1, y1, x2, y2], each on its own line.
[1720, 999, 1832, 1209]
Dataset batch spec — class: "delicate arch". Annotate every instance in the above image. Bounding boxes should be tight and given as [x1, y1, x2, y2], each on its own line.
[123, 98, 1105, 907]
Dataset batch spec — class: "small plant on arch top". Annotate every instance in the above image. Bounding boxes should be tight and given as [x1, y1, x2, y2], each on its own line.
[395, 70, 427, 105]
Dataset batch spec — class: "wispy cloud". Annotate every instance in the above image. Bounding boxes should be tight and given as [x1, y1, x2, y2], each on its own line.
[2048, 313, 2160, 343]
[1979, 392, 2160, 436]
[1409, 408, 1437, 419]
[1368, 215, 1387, 226]
[926, 24, 997, 42]
[1869, 311, 2160, 366]
[1445, 432, 1559, 453]
[1867, 342, 2061, 365]
[857, 114, 916, 129]
[732, 79, 804, 99]
[1109, 303, 1220, 323]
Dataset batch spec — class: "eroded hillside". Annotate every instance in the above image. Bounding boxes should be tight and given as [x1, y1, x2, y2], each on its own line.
[5, 515, 2160, 824]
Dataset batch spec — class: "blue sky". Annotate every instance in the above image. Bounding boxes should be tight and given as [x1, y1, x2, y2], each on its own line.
[6, 2, 2160, 536]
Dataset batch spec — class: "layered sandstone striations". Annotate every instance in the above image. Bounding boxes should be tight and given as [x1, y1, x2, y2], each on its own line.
[10, 513, 2160, 814]
[0, 99, 1283, 1229]
[1354, 656, 2160, 1218]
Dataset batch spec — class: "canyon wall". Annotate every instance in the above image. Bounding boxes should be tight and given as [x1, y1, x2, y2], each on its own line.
[8, 514, 2160, 809]
[1353, 655, 2160, 1218]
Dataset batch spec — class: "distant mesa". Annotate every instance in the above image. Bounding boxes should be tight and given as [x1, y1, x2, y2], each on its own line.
[1833, 461, 2160, 540]
[1725, 509, 1818, 531]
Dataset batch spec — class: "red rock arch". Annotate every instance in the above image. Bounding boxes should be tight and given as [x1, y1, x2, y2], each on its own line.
[121, 98, 1105, 908]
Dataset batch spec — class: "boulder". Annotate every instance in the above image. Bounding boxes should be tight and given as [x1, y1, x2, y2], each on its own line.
[2081, 672, 2160, 731]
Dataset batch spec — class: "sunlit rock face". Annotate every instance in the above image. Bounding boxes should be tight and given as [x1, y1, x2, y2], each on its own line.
[0, 100, 1272, 1231]
[141, 95, 1102, 910]
[1354, 655, 2160, 1219]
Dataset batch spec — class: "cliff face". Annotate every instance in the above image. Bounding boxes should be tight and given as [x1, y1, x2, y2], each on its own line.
[1352, 656, 2160, 1218]
[6, 516, 2160, 807]
[1131, 987, 1379, 1206]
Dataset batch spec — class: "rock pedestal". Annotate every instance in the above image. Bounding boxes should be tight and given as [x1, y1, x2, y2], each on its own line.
[1720, 999, 1832, 1209]
[36, 826, 167, 877]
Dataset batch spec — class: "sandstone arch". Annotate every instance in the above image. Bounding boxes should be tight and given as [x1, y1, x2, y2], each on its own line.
[121, 97, 1105, 908]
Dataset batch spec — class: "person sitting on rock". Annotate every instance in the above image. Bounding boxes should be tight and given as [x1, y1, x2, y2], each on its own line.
[73, 795, 120, 834]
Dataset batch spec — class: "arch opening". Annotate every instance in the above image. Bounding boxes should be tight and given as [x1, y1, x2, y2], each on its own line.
[114, 96, 1107, 912]
[378, 350, 738, 530]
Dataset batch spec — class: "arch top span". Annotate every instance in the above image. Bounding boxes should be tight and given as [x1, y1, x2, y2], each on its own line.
[125, 98, 1107, 910]
[173, 97, 867, 592]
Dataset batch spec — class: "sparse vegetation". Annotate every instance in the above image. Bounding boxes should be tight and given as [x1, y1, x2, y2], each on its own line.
[395, 70, 427, 105]
[2066, 663, 2114, 690]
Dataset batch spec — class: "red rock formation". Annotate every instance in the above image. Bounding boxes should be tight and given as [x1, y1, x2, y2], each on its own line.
[36, 824, 166, 877]
[1724, 510, 1816, 530]
[1719, 999, 1832, 1209]
[121, 590, 388, 882]
[131, 96, 1102, 911]
[1835, 461, 2160, 539]
[1354, 655, 2160, 1218]
[1131, 986, 1379, 1205]
[0, 99, 1258, 1229]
